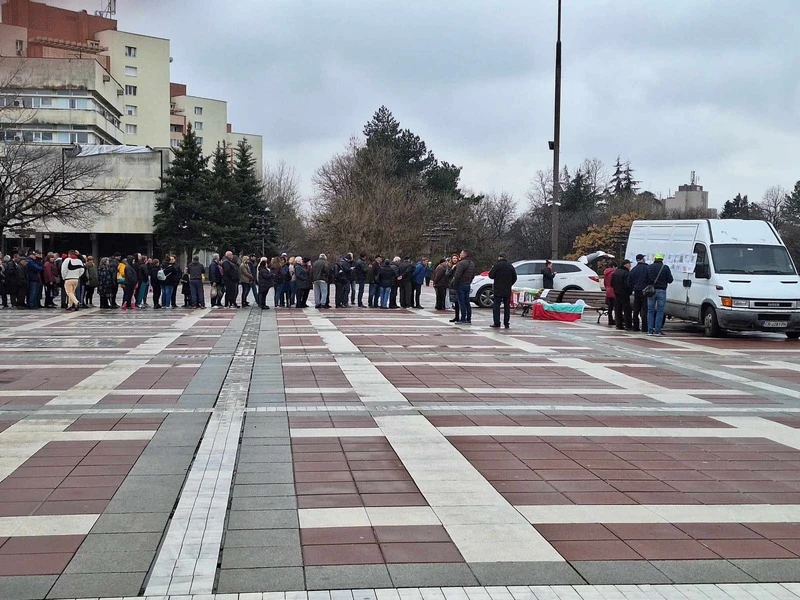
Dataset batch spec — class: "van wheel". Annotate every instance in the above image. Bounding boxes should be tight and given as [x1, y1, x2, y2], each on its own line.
[703, 306, 722, 337]
[787, 332, 800, 340]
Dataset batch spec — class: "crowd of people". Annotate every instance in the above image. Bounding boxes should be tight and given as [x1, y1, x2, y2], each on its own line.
[602, 253, 674, 336]
[0, 247, 674, 335]
[0, 249, 480, 325]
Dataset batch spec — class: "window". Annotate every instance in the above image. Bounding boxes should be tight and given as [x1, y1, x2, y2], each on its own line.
[693, 243, 709, 277]
[515, 262, 541, 276]
[69, 98, 89, 109]
[125, 46, 137, 57]
[554, 263, 581, 273]
[710, 244, 796, 276]
[32, 131, 53, 142]
[196, 136, 203, 145]
[194, 106, 203, 115]
[15, 39, 24, 54]
[32, 97, 52, 108]
[124, 66, 137, 77]
[125, 124, 138, 135]
[125, 85, 137, 96]
[194, 121, 203, 131]
[170, 138, 181, 148]
[125, 104, 137, 116]
[170, 124, 184, 133]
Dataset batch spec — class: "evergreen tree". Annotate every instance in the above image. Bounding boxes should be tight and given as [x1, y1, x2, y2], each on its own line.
[362, 105, 434, 178]
[561, 169, 599, 213]
[226, 138, 276, 254]
[204, 143, 236, 251]
[784, 181, 800, 225]
[153, 123, 210, 257]
[621, 161, 640, 194]
[720, 193, 751, 219]
[608, 156, 625, 197]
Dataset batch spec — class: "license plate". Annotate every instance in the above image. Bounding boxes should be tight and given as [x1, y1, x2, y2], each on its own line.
[762, 321, 787, 328]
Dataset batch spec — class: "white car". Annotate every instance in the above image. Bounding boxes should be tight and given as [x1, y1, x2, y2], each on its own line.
[470, 259, 603, 308]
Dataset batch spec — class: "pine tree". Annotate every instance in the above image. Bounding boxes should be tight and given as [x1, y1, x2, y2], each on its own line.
[608, 156, 625, 197]
[720, 193, 751, 219]
[621, 161, 640, 194]
[204, 143, 236, 251]
[784, 181, 800, 225]
[227, 138, 276, 255]
[153, 123, 210, 257]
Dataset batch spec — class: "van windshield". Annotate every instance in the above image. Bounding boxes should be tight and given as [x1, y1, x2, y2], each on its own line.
[711, 244, 797, 275]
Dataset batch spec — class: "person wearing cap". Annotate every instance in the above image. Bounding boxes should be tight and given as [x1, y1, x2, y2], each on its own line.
[611, 259, 634, 331]
[646, 253, 674, 336]
[488, 252, 517, 329]
[629, 254, 650, 333]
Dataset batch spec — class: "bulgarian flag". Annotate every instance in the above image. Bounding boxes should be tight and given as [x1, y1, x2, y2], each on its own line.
[531, 299, 585, 322]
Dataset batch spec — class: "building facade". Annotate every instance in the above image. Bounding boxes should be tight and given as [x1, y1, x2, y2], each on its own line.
[0, 0, 263, 256]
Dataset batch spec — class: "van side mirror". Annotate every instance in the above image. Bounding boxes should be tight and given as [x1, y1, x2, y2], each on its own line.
[683, 279, 692, 289]
[695, 264, 710, 279]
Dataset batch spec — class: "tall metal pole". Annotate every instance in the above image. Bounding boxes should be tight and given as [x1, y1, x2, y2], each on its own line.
[551, 0, 562, 260]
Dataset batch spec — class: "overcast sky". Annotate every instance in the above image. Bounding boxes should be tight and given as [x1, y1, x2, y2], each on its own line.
[55, 0, 800, 209]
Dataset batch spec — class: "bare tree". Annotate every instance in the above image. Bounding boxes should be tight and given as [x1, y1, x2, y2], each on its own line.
[262, 160, 307, 254]
[0, 143, 123, 241]
[755, 185, 789, 229]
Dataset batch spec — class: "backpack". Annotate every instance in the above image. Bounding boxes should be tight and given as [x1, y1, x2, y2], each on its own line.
[157, 268, 166, 281]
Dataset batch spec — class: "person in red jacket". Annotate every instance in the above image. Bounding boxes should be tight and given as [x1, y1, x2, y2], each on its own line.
[42, 252, 59, 308]
[603, 261, 617, 326]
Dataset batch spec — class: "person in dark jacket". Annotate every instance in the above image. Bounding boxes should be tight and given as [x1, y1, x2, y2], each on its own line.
[397, 257, 413, 308]
[353, 252, 368, 307]
[432, 258, 448, 310]
[368, 256, 382, 308]
[257, 258, 273, 309]
[294, 256, 311, 308]
[161, 255, 180, 309]
[646, 253, 674, 336]
[109, 253, 121, 308]
[98, 257, 115, 309]
[611, 259, 633, 331]
[378, 259, 396, 309]
[311, 254, 330, 309]
[135, 255, 150, 308]
[412, 257, 427, 309]
[541, 260, 556, 290]
[629, 254, 650, 332]
[15, 257, 29, 308]
[451, 250, 476, 324]
[488, 253, 518, 328]
[27, 251, 43, 309]
[188, 256, 206, 308]
[148, 259, 162, 309]
[221, 251, 240, 308]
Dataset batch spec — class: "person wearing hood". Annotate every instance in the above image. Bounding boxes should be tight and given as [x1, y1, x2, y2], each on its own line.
[188, 255, 206, 308]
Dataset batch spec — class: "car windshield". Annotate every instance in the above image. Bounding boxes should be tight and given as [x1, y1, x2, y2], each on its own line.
[710, 244, 797, 275]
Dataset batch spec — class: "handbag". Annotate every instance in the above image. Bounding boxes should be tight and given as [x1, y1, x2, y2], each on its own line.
[643, 262, 665, 298]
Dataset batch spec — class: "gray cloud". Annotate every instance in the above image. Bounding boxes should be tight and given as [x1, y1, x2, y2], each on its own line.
[55, 0, 800, 208]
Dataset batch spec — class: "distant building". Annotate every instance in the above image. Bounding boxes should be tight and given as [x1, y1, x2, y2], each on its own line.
[664, 172, 712, 215]
[0, 0, 262, 255]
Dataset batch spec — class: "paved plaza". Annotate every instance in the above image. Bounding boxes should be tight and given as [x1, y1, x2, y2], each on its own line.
[2, 287, 800, 600]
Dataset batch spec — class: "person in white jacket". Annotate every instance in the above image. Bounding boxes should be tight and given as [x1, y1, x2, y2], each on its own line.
[61, 250, 85, 310]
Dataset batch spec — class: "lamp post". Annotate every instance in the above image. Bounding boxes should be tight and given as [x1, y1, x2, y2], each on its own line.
[550, 0, 562, 260]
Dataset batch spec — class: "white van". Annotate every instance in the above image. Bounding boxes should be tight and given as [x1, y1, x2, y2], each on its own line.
[625, 219, 800, 338]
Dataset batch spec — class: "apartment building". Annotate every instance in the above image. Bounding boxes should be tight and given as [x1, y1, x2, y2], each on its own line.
[170, 83, 263, 170]
[0, 0, 263, 255]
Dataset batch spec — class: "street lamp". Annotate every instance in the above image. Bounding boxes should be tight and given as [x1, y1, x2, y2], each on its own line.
[550, 0, 562, 260]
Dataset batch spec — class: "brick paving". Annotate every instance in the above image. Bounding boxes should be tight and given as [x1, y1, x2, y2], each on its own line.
[2, 288, 800, 599]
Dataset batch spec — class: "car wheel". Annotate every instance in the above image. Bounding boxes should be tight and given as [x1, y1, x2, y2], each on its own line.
[703, 306, 722, 337]
[786, 332, 800, 340]
[476, 286, 493, 308]
[561, 285, 583, 292]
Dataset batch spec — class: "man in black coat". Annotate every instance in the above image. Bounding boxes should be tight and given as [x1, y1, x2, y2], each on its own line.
[611, 259, 633, 331]
[221, 251, 240, 308]
[488, 253, 517, 329]
[628, 254, 649, 332]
